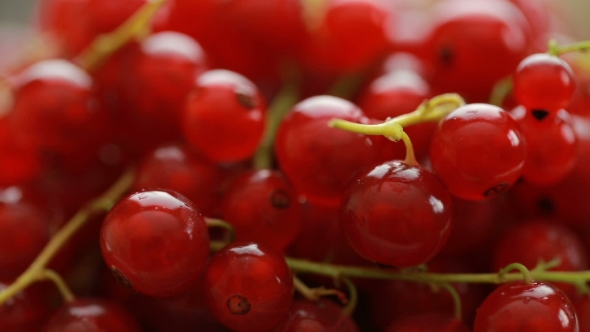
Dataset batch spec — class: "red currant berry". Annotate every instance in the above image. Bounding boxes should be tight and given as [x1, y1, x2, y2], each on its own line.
[45, 298, 141, 332]
[0, 281, 53, 332]
[386, 313, 470, 332]
[357, 69, 436, 160]
[492, 218, 588, 298]
[182, 69, 267, 162]
[0, 116, 42, 186]
[9, 59, 110, 163]
[574, 295, 590, 332]
[511, 107, 578, 186]
[430, 103, 526, 200]
[221, 169, 302, 252]
[100, 190, 210, 297]
[340, 160, 453, 267]
[124, 31, 207, 131]
[275, 95, 380, 207]
[0, 189, 51, 279]
[133, 144, 232, 217]
[274, 299, 359, 332]
[426, 0, 530, 102]
[513, 53, 576, 113]
[474, 281, 579, 331]
[204, 242, 294, 332]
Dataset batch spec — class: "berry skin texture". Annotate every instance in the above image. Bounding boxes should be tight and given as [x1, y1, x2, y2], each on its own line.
[275, 95, 380, 207]
[340, 161, 453, 267]
[513, 53, 576, 113]
[430, 103, 526, 201]
[204, 242, 294, 332]
[45, 298, 142, 332]
[182, 69, 266, 162]
[386, 313, 471, 332]
[100, 190, 210, 297]
[221, 169, 302, 252]
[474, 281, 579, 332]
[273, 299, 360, 332]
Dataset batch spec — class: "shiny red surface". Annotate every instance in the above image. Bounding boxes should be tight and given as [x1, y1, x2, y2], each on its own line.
[204, 242, 294, 332]
[100, 190, 210, 297]
[474, 281, 579, 332]
[430, 103, 526, 201]
[340, 160, 453, 267]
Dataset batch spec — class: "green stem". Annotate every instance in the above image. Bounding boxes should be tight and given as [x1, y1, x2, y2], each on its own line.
[439, 283, 462, 321]
[489, 76, 513, 107]
[401, 131, 417, 166]
[499, 263, 533, 283]
[339, 276, 358, 317]
[0, 169, 134, 305]
[205, 218, 236, 242]
[40, 269, 75, 303]
[549, 39, 590, 56]
[76, 0, 168, 71]
[285, 257, 590, 285]
[252, 79, 300, 169]
[293, 275, 348, 304]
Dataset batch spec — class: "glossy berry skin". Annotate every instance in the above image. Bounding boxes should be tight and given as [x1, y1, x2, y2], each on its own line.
[358, 69, 436, 161]
[0, 281, 53, 332]
[0, 188, 51, 279]
[299, 0, 392, 74]
[45, 298, 141, 332]
[273, 299, 359, 332]
[340, 160, 453, 267]
[100, 190, 210, 297]
[125, 31, 207, 131]
[430, 103, 526, 201]
[133, 144, 232, 217]
[204, 242, 294, 332]
[221, 170, 302, 252]
[9, 59, 109, 161]
[511, 107, 578, 186]
[573, 295, 590, 332]
[474, 281, 579, 332]
[492, 219, 588, 298]
[275, 95, 381, 207]
[182, 69, 266, 162]
[0, 116, 41, 186]
[513, 53, 576, 113]
[386, 313, 471, 332]
[426, 0, 530, 102]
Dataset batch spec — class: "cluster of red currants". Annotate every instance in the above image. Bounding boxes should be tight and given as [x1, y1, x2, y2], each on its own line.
[1, 0, 590, 331]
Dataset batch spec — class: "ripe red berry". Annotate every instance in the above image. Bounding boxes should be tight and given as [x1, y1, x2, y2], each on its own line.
[275, 95, 381, 207]
[221, 169, 302, 252]
[430, 103, 526, 200]
[204, 242, 294, 332]
[513, 53, 576, 113]
[274, 299, 360, 332]
[133, 143, 233, 217]
[492, 218, 589, 297]
[0, 281, 53, 331]
[340, 160, 453, 267]
[45, 298, 142, 332]
[100, 190, 210, 297]
[474, 281, 579, 331]
[182, 69, 267, 162]
[386, 313, 471, 332]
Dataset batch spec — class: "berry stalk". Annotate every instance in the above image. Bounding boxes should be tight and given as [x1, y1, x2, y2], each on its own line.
[0, 169, 134, 305]
[76, 0, 167, 71]
[285, 257, 590, 287]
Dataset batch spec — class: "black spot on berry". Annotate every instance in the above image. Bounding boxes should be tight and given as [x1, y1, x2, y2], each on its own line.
[111, 267, 132, 289]
[531, 109, 550, 121]
[227, 294, 251, 315]
[270, 190, 290, 209]
[439, 45, 454, 66]
[538, 197, 555, 214]
[484, 183, 510, 197]
[236, 92, 256, 109]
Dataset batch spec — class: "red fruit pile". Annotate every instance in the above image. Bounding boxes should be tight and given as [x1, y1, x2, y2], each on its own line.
[1, 0, 590, 331]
